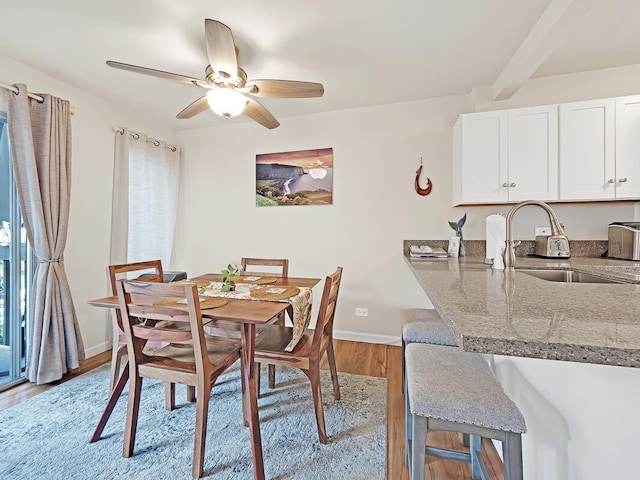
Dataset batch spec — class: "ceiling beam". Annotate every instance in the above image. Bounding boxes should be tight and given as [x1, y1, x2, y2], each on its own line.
[492, 0, 600, 101]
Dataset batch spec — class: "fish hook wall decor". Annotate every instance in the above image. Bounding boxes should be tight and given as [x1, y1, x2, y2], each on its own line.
[414, 157, 432, 196]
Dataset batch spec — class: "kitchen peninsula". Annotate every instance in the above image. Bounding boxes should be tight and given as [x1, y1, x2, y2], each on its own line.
[404, 241, 640, 480]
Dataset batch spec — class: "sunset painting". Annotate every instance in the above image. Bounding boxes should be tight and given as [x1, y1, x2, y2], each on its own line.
[256, 148, 333, 206]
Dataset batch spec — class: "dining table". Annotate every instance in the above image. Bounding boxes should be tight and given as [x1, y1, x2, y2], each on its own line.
[87, 272, 321, 480]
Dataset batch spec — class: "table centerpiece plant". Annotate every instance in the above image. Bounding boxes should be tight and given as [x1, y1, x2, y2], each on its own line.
[221, 262, 242, 292]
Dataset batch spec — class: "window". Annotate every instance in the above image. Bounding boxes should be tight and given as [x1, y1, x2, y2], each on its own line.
[0, 114, 31, 389]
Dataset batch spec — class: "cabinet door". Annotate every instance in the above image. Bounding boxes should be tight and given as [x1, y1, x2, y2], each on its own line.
[615, 95, 640, 199]
[559, 99, 615, 200]
[453, 111, 508, 205]
[507, 105, 558, 202]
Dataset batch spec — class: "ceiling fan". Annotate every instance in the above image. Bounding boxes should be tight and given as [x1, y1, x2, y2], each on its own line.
[106, 19, 324, 129]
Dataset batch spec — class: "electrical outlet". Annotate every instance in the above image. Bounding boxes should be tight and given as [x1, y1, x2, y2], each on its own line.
[355, 308, 368, 317]
[535, 227, 551, 236]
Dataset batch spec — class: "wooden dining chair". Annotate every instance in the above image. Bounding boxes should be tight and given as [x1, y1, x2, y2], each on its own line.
[116, 279, 241, 478]
[240, 257, 289, 389]
[253, 266, 343, 444]
[108, 260, 194, 408]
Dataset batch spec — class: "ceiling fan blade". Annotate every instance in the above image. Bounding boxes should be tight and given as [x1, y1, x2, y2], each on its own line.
[205, 19, 238, 77]
[176, 97, 209, 119]
[244, 97, 280, 129]
[106, 61, 207, 87]
[244, 79, 324, 98]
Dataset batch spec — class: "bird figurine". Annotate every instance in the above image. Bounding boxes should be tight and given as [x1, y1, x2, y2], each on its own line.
[448, 213, 467, 256]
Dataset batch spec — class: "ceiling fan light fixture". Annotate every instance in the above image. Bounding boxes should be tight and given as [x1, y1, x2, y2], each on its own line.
[206, 87, 247, 118]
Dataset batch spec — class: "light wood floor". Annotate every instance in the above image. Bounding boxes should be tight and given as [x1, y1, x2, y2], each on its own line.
[0, 339, 504, 479]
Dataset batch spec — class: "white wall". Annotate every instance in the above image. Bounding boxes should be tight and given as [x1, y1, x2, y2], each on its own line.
[174, 95, 468, 342]
[0, 52, 174, 357]
[174, 65, 640, 342]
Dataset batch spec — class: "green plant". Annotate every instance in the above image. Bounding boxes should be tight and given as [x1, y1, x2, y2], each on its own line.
[221, 262, 241, 292]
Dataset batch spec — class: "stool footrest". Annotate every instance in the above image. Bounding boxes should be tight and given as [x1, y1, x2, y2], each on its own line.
[425, 445, 472, 464]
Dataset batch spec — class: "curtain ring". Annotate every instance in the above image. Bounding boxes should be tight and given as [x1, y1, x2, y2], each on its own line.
[131, 133, 140, 140]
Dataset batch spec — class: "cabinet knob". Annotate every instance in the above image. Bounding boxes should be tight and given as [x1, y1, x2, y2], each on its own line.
[619, 177, 628, 183]
[509, 182, 516, 187]
[608, 178, 615, 184]
[502, 182, 509, 188]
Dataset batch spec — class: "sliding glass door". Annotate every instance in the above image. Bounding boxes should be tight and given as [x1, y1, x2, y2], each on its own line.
[0, 114, 30, 389]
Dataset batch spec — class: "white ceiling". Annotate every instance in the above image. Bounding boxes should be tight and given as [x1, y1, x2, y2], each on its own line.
[1, 0, 639, 130]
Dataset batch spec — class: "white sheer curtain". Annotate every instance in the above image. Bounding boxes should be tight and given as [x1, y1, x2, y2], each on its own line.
[110, 128, 180, 269]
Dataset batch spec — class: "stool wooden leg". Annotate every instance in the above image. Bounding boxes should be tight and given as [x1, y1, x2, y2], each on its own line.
[470, 434, 482, 480]
[503, 432, 523, 480]
[410, 415, 427, 480]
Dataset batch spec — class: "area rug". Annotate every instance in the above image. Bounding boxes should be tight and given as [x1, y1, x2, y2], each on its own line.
[0, 362, 386, 479]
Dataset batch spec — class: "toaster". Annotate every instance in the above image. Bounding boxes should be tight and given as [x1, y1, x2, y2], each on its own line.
[608, 222, 640, 260]
[534, 235, 571, 258]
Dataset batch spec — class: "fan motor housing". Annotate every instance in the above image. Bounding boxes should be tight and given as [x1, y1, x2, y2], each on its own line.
[205, 65, 247, 88]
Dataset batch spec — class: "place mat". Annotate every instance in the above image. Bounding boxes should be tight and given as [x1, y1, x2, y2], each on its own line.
[232, 276, 278, 285]
[250, 286, 300, 301]
[154, 296, 228, 310]
[172, 279, 211, 288]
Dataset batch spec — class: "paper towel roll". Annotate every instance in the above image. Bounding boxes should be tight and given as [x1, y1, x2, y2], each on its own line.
[485, 214, 506, 263]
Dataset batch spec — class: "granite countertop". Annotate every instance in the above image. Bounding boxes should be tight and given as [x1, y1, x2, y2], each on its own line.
[405, 251, 640, 368]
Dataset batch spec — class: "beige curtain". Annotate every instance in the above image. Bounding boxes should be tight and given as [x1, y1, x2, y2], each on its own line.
[5, 84, 84, 384]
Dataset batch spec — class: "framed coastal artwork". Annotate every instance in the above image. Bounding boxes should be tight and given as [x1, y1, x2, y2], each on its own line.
[255, 147, 333, 206]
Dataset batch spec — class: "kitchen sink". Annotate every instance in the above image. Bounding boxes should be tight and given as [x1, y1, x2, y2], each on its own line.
[518, 269, 625, 284]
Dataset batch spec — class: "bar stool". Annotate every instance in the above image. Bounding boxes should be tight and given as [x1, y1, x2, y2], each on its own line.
[402, 308, 458, 349]
[405, 343, 526, 480]
[401, 308, 468, 446]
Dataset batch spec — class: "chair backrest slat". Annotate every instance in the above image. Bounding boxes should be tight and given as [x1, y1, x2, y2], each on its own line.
[108, 260, 164, 295]
[311, 267, 343, 352]
[240, 258, 289, 277]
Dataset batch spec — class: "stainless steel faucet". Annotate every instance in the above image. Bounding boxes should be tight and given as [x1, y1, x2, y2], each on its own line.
[504, 200, 569, 270]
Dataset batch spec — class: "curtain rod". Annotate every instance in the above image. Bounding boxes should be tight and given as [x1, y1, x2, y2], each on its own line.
[113, 127, 178, 152]
[0, 81, 75, 114]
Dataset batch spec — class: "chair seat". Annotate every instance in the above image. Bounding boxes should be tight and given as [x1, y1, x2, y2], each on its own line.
[401, 308, 458, 346]
[254, 325, 313, 363]
[203, 319, 243, 339]
[405, 343, 525, 433]
[145, 338, 240, 374]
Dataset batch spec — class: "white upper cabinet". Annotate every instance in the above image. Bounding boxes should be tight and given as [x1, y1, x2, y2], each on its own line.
[453, 111, 508, 205]
[615, 95, 640, 199]
[454, 95, 640, 205]
[559, 98, 615, 200]
[453, 106, 557, 205]
[507, 105, 558, 202]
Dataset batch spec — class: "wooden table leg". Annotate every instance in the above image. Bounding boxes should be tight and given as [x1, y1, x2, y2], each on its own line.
[241, 322, 265, 480]
[90, 362, 129, 443]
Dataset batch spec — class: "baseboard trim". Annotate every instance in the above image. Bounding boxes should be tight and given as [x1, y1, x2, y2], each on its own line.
[334, 330, 402, 346]
[84, 341, 111, 359]
[83, 333, 401, 358]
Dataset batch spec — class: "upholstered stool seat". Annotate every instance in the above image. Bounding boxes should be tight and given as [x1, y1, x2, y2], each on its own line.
[401, 308, 459, 346]
[405, 343, 526, 480]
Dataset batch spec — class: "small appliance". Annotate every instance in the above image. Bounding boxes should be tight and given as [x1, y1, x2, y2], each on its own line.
[608, 222, 640, 260]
